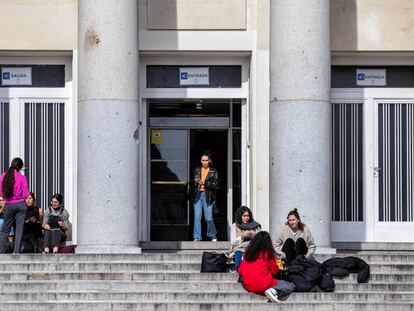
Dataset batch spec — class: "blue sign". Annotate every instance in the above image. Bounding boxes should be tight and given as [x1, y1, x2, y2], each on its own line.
[180, 72, 188, 80]
[357, 73, 365, 81]
[2, 72, 10, 80]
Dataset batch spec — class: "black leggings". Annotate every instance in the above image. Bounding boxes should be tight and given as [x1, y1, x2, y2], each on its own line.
[281, 238, 308, 265]
[43, 229, 66, 248]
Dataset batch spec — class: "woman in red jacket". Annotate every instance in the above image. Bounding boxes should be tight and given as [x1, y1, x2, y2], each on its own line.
[238, 231, 295, 303]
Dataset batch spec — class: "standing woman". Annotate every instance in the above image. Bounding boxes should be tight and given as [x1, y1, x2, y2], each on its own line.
[0, 158, 29, 253]
[43, 193, 69, 253]
[193, 151, 219, 241]
[273, 208, 316, 265]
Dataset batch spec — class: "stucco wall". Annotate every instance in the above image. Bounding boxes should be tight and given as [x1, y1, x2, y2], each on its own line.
[146, 0, 246, 30]
[332, 0, 414, 51]
[0, 0, 77, 50]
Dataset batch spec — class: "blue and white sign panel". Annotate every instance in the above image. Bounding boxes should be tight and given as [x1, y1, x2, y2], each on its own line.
[1, 67, 32, 86]
[179, 67, 209, 86]
[356, 69, 386, 86]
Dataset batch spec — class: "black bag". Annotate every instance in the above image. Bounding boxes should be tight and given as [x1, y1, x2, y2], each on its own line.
[200, 251, 228, 273]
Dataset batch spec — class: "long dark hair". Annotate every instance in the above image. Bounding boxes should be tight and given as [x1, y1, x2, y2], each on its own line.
[26, 192, 37, 208]
[201, 151, 213, 167]
[243, 231, 276, 263]
[285, 208, 305, 231]
[2, 158, 24, 198]
[235, 205, 253, 225]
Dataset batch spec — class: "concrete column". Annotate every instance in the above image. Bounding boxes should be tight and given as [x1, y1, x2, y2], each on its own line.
[269, 0, 334, 252]
[77, 0, 140, 253]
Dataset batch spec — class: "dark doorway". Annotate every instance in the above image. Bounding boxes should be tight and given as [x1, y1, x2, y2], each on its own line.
[149, 99, 240, 241]
[189, 130, 228, 241]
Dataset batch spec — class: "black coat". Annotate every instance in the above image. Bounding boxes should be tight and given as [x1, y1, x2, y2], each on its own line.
[322, 256, 370, 283]
[192, 167, 219, 205]
[287, 255, 335, 292]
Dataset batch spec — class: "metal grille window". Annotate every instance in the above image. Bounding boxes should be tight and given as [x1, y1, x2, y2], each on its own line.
[0, 101, 9, 173]
[378, 102, 414, 222]
[24, 102, 65, 210]
[332, 102, 364, 221]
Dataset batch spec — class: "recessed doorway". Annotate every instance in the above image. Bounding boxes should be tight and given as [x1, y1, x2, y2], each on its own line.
[149, 99, 242, 241]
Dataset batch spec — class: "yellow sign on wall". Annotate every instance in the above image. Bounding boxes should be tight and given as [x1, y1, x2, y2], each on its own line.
[151, 130, 163, 144]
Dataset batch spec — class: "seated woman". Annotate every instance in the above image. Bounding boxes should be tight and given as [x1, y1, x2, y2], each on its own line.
[238, 231, 295, 303]
[228, 206, 261, 269]
[20, 192, 43, 253]
[42, 193, 69, 254]
[273, 208, 316, 265]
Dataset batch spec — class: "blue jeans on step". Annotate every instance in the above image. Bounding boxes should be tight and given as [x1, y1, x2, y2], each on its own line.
[193, 192, 217, 240]
[234, 250, 243, 270]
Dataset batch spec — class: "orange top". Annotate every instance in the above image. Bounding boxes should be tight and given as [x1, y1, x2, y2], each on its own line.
[200, 167, 210, 191]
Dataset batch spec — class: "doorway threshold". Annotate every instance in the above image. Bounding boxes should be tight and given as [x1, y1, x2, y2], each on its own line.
[140, 241, 231, 253]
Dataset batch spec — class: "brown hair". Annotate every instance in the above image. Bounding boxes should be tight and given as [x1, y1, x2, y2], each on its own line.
[285, 208, 305, 231]
[26, 192, 37, 208]
[2, 158, 24, 198]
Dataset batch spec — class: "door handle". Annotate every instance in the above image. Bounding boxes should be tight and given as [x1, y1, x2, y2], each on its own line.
[373, 167, 382, 177]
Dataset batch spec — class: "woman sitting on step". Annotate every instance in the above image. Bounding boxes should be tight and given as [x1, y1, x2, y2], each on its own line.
[20, 192, 43, 253]
[227, 206, 261, 270]
[43, 194, 70, 254]
[273, 208, 316, 265]
[238, 231, 295, 303]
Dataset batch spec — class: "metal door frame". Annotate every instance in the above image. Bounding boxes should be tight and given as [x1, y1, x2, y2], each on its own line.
[146, 100, 237, 240]
[332, 88, 414, 242]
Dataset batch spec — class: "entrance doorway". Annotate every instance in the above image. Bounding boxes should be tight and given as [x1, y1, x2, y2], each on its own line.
[331, 89, 414, 242]
[149, 99, 241, 241]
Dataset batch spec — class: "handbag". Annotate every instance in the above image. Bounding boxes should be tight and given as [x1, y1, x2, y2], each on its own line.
[200, 251, 228, 273]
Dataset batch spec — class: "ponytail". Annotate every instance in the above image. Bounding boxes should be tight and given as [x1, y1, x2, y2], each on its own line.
[2, 158, 24, 198]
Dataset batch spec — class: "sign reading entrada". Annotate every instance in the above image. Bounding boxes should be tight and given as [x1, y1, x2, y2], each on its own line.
[179, 67, 209, 86]
[356, 69, 386, 86]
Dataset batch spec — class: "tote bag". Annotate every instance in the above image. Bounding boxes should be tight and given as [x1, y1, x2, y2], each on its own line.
[200, 251, 228, 273]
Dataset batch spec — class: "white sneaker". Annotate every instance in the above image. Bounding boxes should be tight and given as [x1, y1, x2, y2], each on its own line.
[211, 236, 217, 242]
[265, 288, 280, 303]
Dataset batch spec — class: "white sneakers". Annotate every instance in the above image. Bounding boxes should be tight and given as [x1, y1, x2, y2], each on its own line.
[211, 236, 217, 242]
[265, 288, 280, 303]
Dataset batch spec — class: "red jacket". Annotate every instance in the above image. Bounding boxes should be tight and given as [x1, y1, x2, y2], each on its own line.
[238, 251, 279, 294]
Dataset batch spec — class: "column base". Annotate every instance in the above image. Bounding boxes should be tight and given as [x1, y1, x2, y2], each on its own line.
[76, 245, 141, 254]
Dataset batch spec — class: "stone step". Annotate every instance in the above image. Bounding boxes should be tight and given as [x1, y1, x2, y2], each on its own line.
[0, 271, 413, 282]
[0, 261, 411, 272]
[2, 280, 414, 292]
[1, 300, 413, 311]
[1, 252, 413, 262]
[0, 290, 413, 302]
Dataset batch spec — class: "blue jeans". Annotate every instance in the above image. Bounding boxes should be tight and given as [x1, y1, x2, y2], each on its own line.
[193, 191, 217, 240]
[272, 280, 295, 301]
[234, 250, 243, 270]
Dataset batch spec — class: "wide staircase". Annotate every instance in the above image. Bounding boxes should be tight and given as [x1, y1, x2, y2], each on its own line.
[0, 242, 413, 311]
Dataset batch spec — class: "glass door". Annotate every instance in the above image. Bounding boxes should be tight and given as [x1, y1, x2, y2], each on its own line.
[150, 129, 190, 240]
[148, 99, 242, 241]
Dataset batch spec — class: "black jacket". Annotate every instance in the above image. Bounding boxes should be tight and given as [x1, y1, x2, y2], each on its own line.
[288, 255, 335, 292]
[193, 167, 219, 205]
[322, 256, 370, 283]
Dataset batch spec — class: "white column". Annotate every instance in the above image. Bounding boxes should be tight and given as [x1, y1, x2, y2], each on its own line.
[77, 0, 140, 253]
[269, 0, 334, 252]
